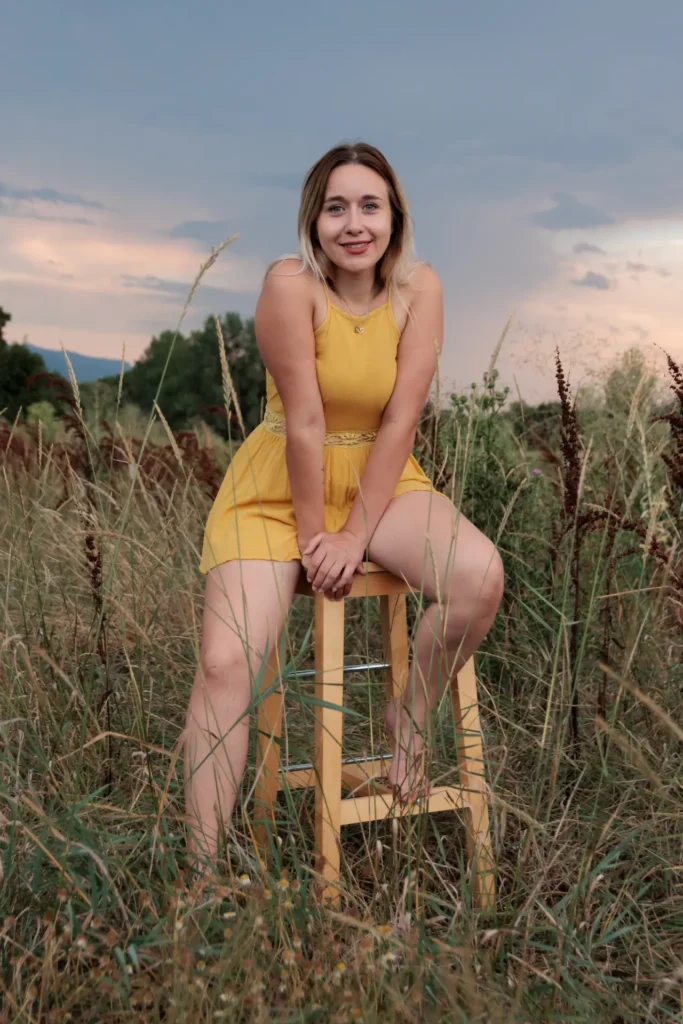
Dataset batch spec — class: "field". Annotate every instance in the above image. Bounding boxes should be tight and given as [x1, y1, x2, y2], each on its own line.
[1, 336, 682, 1022]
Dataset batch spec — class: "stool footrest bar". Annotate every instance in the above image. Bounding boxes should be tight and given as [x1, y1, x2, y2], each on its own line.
[275, 754, 392, 793]
[339, 786, 465, 825]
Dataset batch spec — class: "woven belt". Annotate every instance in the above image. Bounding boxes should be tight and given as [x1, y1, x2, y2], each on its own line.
[263, 407, 378, 448]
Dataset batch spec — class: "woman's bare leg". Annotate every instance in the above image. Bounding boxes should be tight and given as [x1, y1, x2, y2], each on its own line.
[184, 559, 300, 869]
[368, 492, 504, 800]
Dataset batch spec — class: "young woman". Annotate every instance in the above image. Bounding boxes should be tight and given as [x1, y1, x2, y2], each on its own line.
[185, 141, 504, 863]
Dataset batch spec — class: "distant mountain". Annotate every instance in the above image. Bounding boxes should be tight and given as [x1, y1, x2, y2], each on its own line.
[27, 344, 131, 383]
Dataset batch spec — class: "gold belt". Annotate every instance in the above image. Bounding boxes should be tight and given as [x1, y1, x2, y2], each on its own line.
[263, 407, 378, 448]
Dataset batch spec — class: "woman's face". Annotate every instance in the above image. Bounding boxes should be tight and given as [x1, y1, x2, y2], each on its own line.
[315, 163, 392, 274]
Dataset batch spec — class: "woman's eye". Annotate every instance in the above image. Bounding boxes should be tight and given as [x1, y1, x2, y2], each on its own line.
[328, 205, 343, 213]
[364, 203, 378, 211]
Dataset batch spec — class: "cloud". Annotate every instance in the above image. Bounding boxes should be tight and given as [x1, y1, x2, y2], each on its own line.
[0, 202, 93, 225]
[0, 182, 104, 209]
[122, 273, 188, 296]
[572, 271, 612, 290]
[573, 242, 606, 255]
[625, 260, 671, 277]
[169, 220, 233, 247]
[120, 273, 256, 306]
[529, 192, 615, 230]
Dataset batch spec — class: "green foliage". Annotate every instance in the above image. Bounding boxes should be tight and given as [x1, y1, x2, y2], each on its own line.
[0, 304, 266, 437]
[0, 305, 70, 421]
[426, 368, 519, 538]
[0, 304, 10, 344]
[1, 342, 683, 1020]
[26, 401, 61, 441]
[121, 313, 266, 435]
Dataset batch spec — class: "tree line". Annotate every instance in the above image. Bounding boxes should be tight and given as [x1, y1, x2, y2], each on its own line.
[0, 305, 266, 435]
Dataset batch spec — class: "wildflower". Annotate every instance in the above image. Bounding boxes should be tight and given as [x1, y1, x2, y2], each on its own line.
[196, 960, 206, 972]
[222, 910, 237, 920]
[262, 888, 272, 899]
[531, 468, 542, 477]
[334, 962, 347, 974]
[220, 988, 236, 1004]
[376, 924, 392, 936]
[277, 877, 289, 892]
[174, 919, 185, 932]
[254, 915, 264, 929]
[238, 873, 252, 888]
[282, 949, 296, 966]
[380, 951, 400, 969]
[282, 898, 294, 909]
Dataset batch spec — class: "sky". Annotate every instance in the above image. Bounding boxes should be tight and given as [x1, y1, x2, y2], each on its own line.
[2, 0, 683, 402]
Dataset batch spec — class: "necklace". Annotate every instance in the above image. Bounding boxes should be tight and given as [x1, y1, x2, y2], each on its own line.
[337, 290, 375, 334]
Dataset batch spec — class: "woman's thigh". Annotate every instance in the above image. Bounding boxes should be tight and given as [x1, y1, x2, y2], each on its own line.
[367, 491, 503, 608]
[200, 559, 301, 678]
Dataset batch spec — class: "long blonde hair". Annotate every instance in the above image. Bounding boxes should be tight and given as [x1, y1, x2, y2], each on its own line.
[266, 141, 423, 300]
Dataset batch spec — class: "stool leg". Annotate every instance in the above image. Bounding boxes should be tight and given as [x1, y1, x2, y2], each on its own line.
[452, 657, 495, 911]
[254, 641, 284, 853]
[379, 594, 409, 700]
[314, 594, 345, 906]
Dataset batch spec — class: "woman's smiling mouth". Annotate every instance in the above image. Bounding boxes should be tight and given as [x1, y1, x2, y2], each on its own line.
[340, 241, 371, 254]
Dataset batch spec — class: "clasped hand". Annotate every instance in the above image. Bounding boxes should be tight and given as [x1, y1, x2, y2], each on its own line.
[301, 529, 367, 600]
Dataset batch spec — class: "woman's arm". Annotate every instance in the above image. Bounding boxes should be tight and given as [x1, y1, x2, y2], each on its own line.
[254, 264, 326, 550]
[343, 263, 444, 546]
[304, 263, 443, 593]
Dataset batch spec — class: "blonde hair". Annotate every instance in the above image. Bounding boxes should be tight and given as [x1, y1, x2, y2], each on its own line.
[266, 141, 424, 304]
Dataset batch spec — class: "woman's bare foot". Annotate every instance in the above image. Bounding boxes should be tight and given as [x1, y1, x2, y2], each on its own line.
[384, 698, 431, 803]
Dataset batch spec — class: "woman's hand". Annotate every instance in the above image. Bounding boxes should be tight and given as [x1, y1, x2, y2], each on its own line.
[300, 529, 367, 599]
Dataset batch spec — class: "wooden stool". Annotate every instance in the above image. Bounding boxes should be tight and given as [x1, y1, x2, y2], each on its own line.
[253, 562, 495, 910]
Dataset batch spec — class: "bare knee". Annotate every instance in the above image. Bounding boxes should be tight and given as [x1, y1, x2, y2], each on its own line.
[479, 545, 505, 619]
[193, 642, 269, 704]
[442, 543, 504, 638]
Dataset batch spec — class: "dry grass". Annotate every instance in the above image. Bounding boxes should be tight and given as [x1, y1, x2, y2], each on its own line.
[0, 335, 682, 1021]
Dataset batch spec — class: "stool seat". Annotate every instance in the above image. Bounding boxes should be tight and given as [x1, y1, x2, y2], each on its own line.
[296, 560, 411, 599]
[253, 560, 495, 910]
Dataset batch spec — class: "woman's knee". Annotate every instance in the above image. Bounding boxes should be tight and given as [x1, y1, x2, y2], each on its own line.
[479, 544, 505, 615]
[443, 540, 504, 630]
[195, 641, 270, 696]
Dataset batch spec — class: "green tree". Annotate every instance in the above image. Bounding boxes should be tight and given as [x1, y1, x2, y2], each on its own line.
[0, 306, 63, 421]
[121, 313, 265, 434]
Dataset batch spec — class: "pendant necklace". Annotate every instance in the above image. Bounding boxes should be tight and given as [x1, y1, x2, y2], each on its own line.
[339, 291, 375, 334]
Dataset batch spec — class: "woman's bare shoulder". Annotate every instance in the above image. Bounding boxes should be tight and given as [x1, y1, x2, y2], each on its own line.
[256, 258, 319, 331]
[263, 256, 317, 288]
[392, 261, 441, 329]
[404, 260, 442, 301]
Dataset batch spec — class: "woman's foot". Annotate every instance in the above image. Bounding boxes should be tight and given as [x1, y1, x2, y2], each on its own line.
[384, 698, 431, 803]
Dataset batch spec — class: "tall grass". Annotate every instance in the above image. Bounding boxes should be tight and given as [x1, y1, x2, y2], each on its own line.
[0, 332, 682, 1021]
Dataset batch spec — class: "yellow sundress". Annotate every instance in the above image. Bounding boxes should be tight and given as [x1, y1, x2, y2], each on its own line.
[199, 281, 438, 572]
